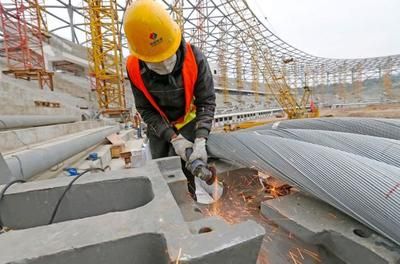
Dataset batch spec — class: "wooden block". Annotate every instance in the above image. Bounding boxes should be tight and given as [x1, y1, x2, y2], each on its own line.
[120, 150, 132, 168]
[120, 150, 132, 159]
[34, 100, 60, 108]
[110, 145, 124, 158]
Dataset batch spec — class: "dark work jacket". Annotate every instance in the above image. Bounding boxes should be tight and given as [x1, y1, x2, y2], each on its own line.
[128, 39, 216, 142]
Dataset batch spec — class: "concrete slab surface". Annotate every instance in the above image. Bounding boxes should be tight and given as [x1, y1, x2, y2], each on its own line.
[198, 168, 334, 264]
[0, 157, 265, 263]
[262, 192, 400, 264]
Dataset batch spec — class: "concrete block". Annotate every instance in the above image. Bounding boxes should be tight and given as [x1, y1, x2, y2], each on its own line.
[261, 192, 400, 264]
[70, 144, 113, 173]
[0, 157, 265, 263]
[1, 177, 153, 229]
[95, 145, 113, 169]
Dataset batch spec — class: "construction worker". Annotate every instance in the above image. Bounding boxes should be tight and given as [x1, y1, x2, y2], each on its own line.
[123, 0, 216, 200]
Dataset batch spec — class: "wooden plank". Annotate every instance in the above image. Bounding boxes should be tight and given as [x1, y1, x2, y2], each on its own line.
[106, 133, 125, 146]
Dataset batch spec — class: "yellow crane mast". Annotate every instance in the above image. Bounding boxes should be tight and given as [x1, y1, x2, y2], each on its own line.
[84, 0, 127, 116]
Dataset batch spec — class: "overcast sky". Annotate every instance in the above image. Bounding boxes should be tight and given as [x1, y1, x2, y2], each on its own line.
[247, 0, 400, 59]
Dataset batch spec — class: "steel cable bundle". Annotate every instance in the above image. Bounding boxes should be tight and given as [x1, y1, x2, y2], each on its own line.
[253, 118, 400, 140]
[208, 133, 400, 246]
[254, 129, 400, 168]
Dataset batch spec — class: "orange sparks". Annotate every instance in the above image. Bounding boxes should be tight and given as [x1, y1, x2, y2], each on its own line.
[296, 248, 304, 260]
[241, 193, 247, 202]
[328, 212, 337, 219]
[176, 248, 182, 264]
[302, 249, 321, 262]
[289, 251, 301, 264]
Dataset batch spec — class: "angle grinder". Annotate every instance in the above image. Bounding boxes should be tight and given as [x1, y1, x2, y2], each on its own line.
[185, 148, 217, 185]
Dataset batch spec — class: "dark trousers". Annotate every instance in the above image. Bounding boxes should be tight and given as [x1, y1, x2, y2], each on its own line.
[148, 121, 196, 199]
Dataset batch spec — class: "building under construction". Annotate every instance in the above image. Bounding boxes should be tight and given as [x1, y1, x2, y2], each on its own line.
[0, 0, 400, 263]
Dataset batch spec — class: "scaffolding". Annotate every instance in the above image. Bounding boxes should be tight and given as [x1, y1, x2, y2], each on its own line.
[218, 21, 228, 104]
[84, 0, 126, 115]
[171, 0, 184, 31]
[336, 65, 347, 103]
[0, 0, 53, 90]
[251, 40, 259, 103]
[309, 68, 318, 95]
[352, 63, 363, 101]
[235, 38, 243, 104]
[263, 50, 273, 105]
[383, 62, 393, 100]
[194, 0, 206, 51]
[318, 65, 326, 103]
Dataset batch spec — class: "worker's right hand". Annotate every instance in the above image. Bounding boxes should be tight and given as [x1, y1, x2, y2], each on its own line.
[171, 134, 193, 161]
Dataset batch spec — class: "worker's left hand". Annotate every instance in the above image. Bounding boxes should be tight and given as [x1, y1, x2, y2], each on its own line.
[189, 138, 208, 163]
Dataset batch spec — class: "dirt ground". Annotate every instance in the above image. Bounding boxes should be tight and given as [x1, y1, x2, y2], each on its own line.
[320, 103, 400, 119]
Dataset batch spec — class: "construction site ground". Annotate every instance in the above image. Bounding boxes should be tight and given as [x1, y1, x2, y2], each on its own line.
[2, 109, 400, 263]
[199, 169, 342, 264]
[321, 103, 400, 119]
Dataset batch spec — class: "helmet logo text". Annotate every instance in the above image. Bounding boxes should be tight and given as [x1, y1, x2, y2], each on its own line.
[149, 32, 163, 47]
[149, 32, 158, 40]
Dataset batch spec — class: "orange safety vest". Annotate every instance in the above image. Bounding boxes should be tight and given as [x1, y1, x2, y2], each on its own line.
[126, 43, 198, 130]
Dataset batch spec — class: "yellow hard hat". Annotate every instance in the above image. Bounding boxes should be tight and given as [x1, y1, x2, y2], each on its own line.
[123, 0, 182, 63]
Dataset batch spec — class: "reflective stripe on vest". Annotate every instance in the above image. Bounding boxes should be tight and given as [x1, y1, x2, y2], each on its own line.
[126, 43, 198, 130]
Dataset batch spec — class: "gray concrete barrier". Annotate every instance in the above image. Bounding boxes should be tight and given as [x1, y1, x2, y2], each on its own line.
[0, 157, 265, 263]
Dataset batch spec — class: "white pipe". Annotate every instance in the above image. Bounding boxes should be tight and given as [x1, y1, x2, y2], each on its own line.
[2, 126, 120, 184]
[0, 115, 80, 130]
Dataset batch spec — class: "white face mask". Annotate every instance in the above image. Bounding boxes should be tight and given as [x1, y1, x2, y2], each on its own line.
[145, 54, 177, 75]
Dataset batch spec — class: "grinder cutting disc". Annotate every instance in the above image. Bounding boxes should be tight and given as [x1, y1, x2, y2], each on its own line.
[195, 175, 224, 204]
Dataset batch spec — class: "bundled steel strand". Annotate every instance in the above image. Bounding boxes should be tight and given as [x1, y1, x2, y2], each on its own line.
[254, 129, 400, 168]
[207, 133, 400, 245]
[251, 118, 400, 140]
